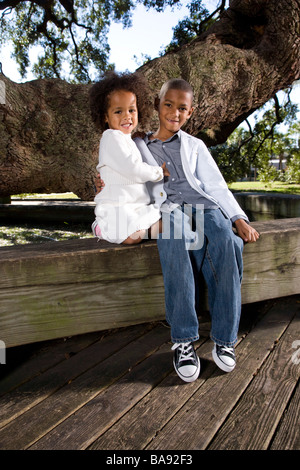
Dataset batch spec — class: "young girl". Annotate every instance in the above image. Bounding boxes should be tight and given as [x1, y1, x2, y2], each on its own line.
[89, 71, 165, 245]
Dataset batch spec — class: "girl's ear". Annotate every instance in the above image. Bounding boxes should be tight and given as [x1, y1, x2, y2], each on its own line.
[154, 96, 160, 111]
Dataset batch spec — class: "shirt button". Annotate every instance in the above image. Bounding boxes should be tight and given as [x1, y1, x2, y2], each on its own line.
[160, 192, 163, 197]
[172, 178, 175, 181]
[167, 162, 171, 165]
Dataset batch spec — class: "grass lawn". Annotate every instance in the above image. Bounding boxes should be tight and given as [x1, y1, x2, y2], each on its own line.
[13, 184, 300, 198]
[228, 181, 300, 195]
[12, 192, 79, 200]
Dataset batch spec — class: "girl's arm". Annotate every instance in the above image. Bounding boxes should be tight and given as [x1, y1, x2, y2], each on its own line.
[101, 130, 163, 183]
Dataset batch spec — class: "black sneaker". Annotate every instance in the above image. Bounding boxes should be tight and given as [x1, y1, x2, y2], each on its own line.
[212, 344, 236, 372]
[172, 342, 200, 382]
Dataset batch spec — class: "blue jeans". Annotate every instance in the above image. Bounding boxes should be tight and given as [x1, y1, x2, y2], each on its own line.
[157, 206, 244, 346]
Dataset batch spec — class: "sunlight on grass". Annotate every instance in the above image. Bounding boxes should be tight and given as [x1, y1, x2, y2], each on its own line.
[228, 182, 300, 195]
[12, 193, 79, 200]
[0, 225, 93, 247]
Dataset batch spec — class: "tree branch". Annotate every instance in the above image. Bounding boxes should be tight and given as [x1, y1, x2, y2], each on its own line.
[68, 22, 90, 77]
[196, 0, 227, 31]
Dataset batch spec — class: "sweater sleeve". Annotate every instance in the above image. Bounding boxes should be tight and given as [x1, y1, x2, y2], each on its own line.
[100, 130, 163, 183]
[194, 139, 248, 220]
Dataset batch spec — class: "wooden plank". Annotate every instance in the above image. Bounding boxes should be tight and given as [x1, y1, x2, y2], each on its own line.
[208, 308, 300, 450]
[30, 338, 179, 450]
[241, 218, 300, 303]
[145, 298, 298, 450]
[0, 239, 162, 288]
[0, 218, 299, 348]
[0, 324, 170, 450]
[270, 380, 300, 450]
[0, 330, 107, 395]
[0, 323, 154, 430]
[0, 275, 165, 347]
[1, 219, 299, 290]
[89, 339, 217, 450]
[0, 239, 165, 347]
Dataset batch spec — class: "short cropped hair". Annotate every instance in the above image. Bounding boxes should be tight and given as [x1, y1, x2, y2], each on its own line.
[89, 71, 153, 131]
[159, 78, 194, 101]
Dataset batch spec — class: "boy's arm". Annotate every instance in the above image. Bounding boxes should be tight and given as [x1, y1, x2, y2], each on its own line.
[192, 138, 249, 221]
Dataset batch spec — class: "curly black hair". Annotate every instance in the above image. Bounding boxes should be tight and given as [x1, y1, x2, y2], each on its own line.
[89, 71, 153, 131]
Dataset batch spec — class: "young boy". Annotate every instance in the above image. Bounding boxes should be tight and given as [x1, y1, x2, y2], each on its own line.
[97, 78, 259, 383]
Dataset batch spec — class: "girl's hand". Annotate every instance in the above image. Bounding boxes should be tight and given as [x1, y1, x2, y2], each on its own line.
[234, 219, 260, 243]
[94, 173, 105, 194]
[161, 162, 170, 177]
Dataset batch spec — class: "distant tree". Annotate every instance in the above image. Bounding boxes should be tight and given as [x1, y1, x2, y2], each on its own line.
[211, 93, 300, 182]
[283, 122, 300, 183]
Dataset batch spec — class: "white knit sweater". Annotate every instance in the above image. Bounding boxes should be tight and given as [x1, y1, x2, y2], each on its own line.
[94, 129, 163, 243]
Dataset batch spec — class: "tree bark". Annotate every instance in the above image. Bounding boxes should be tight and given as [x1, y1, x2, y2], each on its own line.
[0, 77, 99, 200]
[0, 0, 299, 200]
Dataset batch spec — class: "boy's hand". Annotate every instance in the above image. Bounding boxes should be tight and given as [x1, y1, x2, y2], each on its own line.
[94, 172, 105, 194]
[161, 162, 170, 177]
[234, 219, 260, 243]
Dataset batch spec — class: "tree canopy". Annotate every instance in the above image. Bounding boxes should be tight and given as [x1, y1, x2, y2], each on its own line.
[0, 0, 200, 82]
[0, 1, 233, 82]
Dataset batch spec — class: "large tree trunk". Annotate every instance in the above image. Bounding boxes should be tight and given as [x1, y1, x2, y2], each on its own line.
[1, 0, 299, 200]
[0, 78, 99, 200]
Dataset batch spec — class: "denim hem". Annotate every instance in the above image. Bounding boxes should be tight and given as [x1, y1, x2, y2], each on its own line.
[171, 335, 199, 344]
[210, 334, 237, 347]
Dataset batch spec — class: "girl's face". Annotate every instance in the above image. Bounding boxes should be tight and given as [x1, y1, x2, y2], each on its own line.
[105, 90, 138, 134]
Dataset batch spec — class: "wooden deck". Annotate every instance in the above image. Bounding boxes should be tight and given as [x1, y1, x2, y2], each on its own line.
[0, 294, 299, 451]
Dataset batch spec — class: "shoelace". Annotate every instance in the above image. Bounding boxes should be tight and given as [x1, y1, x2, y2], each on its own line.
[219, 345, 235, 356]
[172, 343, 194, 362]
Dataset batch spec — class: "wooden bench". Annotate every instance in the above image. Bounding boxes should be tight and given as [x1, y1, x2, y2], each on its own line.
[1, 218, 300, 348]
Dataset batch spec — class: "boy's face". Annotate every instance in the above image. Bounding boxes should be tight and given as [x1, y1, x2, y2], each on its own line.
[105, 90, 138, 134]
[157, 88, 194, 139]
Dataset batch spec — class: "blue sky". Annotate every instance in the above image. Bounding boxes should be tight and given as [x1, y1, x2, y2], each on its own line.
[107, 3, 190, 73]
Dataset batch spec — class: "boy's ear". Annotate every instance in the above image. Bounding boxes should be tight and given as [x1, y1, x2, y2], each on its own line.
[187, 106, 194, 119]
[154, 96, 160, 111]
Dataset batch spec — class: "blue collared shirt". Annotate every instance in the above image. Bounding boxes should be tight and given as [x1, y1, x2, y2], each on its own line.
[145, 132, 218, 210]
